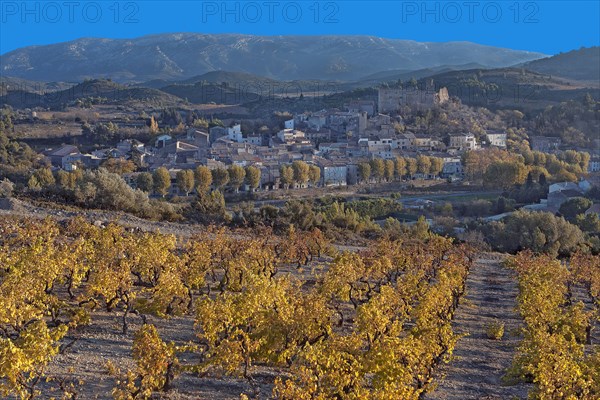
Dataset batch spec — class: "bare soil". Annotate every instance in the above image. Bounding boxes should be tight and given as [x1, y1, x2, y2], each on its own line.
[426, 253, 531, 400]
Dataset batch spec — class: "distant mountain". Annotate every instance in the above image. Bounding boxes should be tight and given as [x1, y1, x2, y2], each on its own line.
[522, 47, 600, 82]
[0, 33, 545, 83]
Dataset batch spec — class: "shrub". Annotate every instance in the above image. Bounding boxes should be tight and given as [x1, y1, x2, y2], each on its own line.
[485, 319, 505, 340]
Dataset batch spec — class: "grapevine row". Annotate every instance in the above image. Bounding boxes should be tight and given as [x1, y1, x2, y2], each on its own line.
[507, 252, 600, 399]
[0, 216, 473, 399]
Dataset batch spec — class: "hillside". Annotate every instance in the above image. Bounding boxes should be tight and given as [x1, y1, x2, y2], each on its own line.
[0, 79, 182, 109]
[0, 76, 74, 95]
[415, 67, 600, 110]
[355, 63, 491, 87]
[523, 46, 600, 82]
[0, 33, 545, 83]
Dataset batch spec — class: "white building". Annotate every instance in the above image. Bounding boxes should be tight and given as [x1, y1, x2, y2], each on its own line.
[449, 133, 478, 151]
[227, 124, 243, 142]
[485, 132, 507, 148]
[277, 129, 306, 143]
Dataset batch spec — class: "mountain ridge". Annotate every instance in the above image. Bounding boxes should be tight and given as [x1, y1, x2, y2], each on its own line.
[0, 33, 546, 83]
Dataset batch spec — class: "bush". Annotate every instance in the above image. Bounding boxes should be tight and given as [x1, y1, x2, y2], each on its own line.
[71, 168, 180, 220]
[485, 319, 505, 340]
[477, 210, 586, 256]
[0, 178, 13, 198]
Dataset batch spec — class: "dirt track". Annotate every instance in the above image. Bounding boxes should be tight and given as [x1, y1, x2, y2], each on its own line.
[426, 254, 531, 400]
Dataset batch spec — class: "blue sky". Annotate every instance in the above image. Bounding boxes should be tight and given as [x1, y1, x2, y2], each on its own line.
[1, 1, 598, 55]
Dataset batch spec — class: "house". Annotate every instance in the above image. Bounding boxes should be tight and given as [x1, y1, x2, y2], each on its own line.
[530, 136, 561, 152]
[314, 158, 348, 186]
[155, 134, 172, 149]
[345, 100, 376, 117]
[548, 180, 590, 194]
[116, 139, 144, 154]
[185, 128, 210, 147]
[441, 160, 464, 178]
[276, 129, 306, 143]
[413, 134, 435, 151]
[449, 133, 478, 151]
[45, 145, 80, 167]
[209, 126, 228, 143]
[486, 132, 507, 148]
[378, 86, 449, 113]
[546, 180, 591, 210]
[589, 157, 600, 173]
[307, 111, 328, 130]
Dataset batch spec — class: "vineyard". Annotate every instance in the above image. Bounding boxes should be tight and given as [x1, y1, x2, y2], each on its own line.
[0, 215, 599, 399]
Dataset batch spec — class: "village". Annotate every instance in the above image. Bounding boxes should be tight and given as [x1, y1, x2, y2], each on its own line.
[41, 87, 503, 192]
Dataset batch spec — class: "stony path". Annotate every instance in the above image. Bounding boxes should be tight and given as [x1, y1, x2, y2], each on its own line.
[426, 254, 531, 400]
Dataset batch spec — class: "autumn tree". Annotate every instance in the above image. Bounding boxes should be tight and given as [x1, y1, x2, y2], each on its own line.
[153, 167, 171, 197]
[228, 165, 246, 192]
[176, 169, 195, 196]
[384, 159, 395, 182]
[358, 163, 371, 184]
[308, 165, 321, 187]
[416, 155, 432, 176]
[429, 157, 444, 177]
[369, 158, 385, 182]
[280, 165, 294, 189]
[194, 165, 213, 193]
[101, 158, 137, 174]
[405, 158, 418, 178]
[211, 168, 230, 191]
[483, 161, 527, 189]
[395, 157, 406, 180]
[149, 116, 159, 134]
[292, 161, 310, 186]
[245, 166, 261, 191]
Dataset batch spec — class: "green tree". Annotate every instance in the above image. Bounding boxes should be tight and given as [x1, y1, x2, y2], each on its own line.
[136, 172, 154, 193]
[57, 170, 76, 190]
[153, 167, 171, 197]
[176, 169, 195, 196]
[30, 167, 55, 188]
[559, 197, 593, 222]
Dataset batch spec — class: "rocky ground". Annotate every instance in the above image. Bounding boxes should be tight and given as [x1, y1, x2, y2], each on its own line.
[426, 253, 531, 400]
